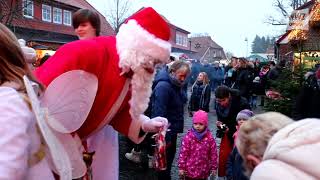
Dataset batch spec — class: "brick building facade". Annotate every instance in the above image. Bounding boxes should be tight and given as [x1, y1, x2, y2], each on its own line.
[1, 0, 115, 50]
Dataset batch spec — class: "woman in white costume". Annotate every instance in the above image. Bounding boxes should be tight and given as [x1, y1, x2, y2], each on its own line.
[0, 23, 56, 179]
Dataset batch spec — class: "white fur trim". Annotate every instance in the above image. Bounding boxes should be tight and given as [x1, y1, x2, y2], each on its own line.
[127, 115, 146, 144]
[116, 20, 171, 73]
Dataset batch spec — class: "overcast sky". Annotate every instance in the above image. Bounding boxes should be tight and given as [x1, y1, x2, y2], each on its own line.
[87, 0, 288, 57]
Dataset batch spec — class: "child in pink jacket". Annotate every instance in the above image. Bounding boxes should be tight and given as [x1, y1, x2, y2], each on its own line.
[178, 110, 218, 180]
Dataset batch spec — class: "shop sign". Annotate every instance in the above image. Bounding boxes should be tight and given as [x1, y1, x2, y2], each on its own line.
[287, 8, 310, 31]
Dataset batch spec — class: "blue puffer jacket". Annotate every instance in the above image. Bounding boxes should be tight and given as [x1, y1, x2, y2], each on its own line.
[151, 68, 185, 133]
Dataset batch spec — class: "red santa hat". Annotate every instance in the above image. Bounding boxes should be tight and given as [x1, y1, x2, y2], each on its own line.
[116, 7, 171, 73]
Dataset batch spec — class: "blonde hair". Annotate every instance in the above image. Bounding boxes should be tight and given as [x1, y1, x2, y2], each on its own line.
[0, 23, 43, 93]
[236, 112, 293, 176]
[195, 72, 209, 85]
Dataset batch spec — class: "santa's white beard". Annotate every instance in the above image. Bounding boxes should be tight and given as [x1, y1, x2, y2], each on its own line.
[129, 67, 155, 120]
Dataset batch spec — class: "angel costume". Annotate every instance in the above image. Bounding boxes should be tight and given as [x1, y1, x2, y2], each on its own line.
[34, 7, 171, 179]
[0, 87, 54, 179]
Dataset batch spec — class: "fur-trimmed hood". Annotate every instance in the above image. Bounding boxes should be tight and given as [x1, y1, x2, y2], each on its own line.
[251, 119, 320, 180]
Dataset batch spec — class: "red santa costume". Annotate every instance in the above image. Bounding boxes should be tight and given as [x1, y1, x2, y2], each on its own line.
[34, 7, 171, 179]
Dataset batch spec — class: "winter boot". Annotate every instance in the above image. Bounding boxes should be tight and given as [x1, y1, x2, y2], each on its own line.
[147, 155, 154, 168]
[125, 149, 141, 163]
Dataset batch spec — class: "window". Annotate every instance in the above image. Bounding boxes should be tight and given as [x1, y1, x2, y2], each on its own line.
[176, 34, 181, 45]
[22, 0, 34, 18]
[53, 8, 62, 24]
[183, 37, 187, 47]
[63, 10, 72, 26]
[42, 4, 52, 22]
[175, 33, 188, 47]
[213, 51, 217, 57]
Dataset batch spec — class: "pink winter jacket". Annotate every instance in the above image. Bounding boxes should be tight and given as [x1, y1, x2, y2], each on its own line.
[251, 119, 320, 180]
[178, 129, 218, 179]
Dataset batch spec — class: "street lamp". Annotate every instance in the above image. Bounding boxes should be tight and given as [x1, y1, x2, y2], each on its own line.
[244, 37, 248, 58]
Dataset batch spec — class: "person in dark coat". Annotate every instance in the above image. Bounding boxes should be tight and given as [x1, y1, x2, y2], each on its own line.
[214, 85, 250, 178]
[267, 61, 280, 81]
[253, 58, 261, 77]
[250, 76, 263, 109]
[234, 58, 254, 101]
[226, 109, 254, 180]
[211, 61, 225, 91]
[292, 67, 320, 120]
[226, 148, 249, 180]
[224, 57, 238, 88]
[258, 65, 270, 106]
[190, 59, 202, 85]
[151, 60, 190, 180]
[189, 72, 211, 114]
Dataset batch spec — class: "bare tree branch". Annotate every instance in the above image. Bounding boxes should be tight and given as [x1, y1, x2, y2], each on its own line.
[275, 0, 289, 17]
[265, 0, 294, 26]
[105, 0, 132, 33]
[265, 16, 288, 25]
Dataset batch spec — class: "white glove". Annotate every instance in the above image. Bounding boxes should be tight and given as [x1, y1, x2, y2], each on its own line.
[18, 39, 36, 63]
[141, 115, 168, 133]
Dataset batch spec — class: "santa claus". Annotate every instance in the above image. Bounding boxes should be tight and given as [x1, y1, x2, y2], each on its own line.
[35, 7, 171, 179]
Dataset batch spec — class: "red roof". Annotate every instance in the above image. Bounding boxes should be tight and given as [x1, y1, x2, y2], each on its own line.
[55, 0, 115, 36]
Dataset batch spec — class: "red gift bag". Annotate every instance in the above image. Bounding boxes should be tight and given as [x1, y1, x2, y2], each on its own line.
[218, 133, 233, 177]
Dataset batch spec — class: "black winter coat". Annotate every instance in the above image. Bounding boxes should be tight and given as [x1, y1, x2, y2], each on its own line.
[234, 68, 254, 99]
[226, 148, 249, 180]
[189, 81, 211, 112]
[292, 74, 320, 120]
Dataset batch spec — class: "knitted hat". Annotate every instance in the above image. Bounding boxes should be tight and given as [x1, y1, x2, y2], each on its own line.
[117, 7, 172, 74]
[193, 110, 208, 126]
[236, 109, 254, 121]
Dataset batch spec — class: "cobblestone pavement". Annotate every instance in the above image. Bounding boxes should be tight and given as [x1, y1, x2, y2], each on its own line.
[119, 93, 264, 180]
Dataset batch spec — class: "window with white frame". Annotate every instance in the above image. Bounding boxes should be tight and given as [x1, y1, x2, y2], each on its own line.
[22, 0, 34, 18]
[63, 10, 72, 26]
[176, 34, 181, 45]
[53, 7, 62, 24]
[183, 37, 187, 47]
[42, 4, 52, 22]
[176, 33, 188, 47]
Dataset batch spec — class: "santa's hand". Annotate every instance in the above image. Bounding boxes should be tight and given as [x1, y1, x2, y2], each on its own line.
[141, 115, 168, 133]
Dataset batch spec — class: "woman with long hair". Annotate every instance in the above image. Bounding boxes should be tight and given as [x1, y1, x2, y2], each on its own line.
[0, 23, 55, 179]
[189, 72, 211, 115]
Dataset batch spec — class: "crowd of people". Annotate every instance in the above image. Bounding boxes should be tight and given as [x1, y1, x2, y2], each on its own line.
[123, 52, 320, 180]
[188, 56, 283, 110]
[0, 4, 320, 180]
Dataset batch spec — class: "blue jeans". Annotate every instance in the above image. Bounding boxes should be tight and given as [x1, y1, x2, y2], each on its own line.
[250, 95, 257, 108]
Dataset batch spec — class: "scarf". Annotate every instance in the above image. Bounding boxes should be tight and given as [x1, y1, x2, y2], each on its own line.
[191, 127, 208, 141]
